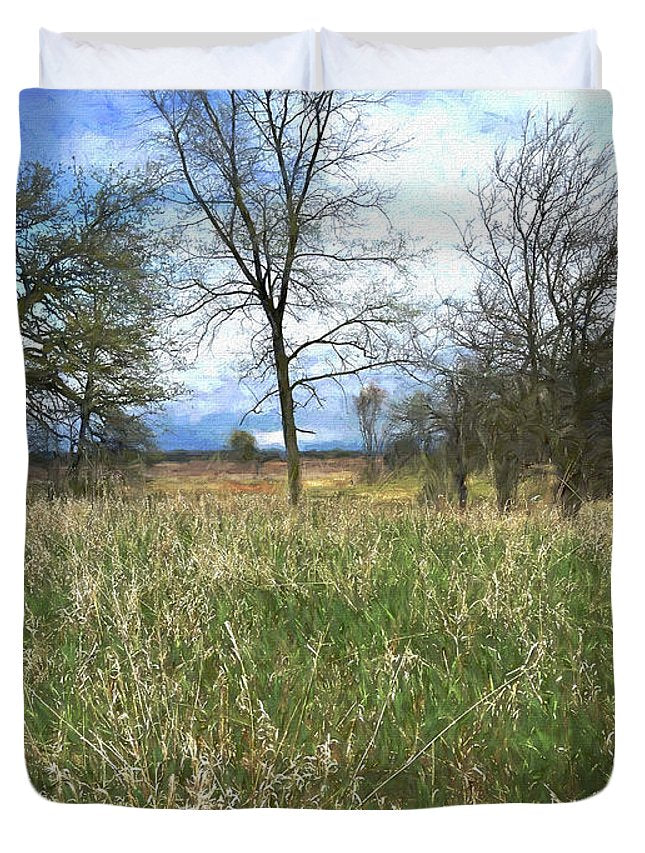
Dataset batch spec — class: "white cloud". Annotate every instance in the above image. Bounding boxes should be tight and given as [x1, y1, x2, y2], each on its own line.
[255, 430, 285, 449]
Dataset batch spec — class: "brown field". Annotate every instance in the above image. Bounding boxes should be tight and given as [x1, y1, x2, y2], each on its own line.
[27, 453, 558, 507]
[28, 454, 385, 499]
[149, 455, 364, 490]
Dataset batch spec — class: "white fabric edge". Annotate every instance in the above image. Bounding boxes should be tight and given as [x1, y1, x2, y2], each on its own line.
[319, 28, 601, 90]
[39, 29, 317, 90]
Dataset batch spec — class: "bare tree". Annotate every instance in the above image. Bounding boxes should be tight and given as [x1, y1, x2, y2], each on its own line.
[354, 382, 388, 482]
[447, 108, 617, 512]
[147, 90, 422, 504]
[391, 364, 485, 510]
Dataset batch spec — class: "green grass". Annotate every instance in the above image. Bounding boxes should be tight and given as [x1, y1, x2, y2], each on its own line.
[23, 491, 613, 808]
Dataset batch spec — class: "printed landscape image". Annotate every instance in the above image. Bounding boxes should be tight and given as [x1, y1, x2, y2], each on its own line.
[18, 89, 616, 807]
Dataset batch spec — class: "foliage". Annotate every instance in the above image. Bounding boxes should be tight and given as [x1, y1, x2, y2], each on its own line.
[383, 435, 421, 471]
[390, 366, 489, 510]
[228, 429, 260, 462]
[16, 161, 180, 469]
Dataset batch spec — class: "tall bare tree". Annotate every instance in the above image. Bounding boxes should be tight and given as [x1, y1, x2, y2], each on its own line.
[354, 382, 388, 482]
[147, 90, 421, 504]
[446, 108, 617, 512]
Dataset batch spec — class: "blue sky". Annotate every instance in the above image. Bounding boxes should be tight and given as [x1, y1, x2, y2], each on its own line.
[19, 88, 614, 450]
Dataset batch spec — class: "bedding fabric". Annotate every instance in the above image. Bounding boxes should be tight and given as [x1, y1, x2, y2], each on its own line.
[18, 87, 615, 808]
[321, 30, 601, 89]
[39, 29, 317, 90]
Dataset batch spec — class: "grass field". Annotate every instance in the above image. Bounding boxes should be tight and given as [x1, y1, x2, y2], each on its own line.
[23, 466, 614, 808]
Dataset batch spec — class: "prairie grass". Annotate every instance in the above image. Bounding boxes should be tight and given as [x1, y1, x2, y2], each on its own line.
[23, 491, 613, 808]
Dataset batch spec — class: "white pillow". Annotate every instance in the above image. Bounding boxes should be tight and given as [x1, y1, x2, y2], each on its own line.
[321, 30, 600, 90]
[39, 29, 316, 90]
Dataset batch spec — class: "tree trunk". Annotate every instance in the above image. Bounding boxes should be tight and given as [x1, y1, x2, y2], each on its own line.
[273, 337, 301, 506]
[453, 426, 468, 511]
[365, 454, 379, 484]
[494, 455, 519, 514]
[70, 396, 91, 473]
[555, 455, 584, 517]
[68, 365, 96, 500]
[70, 345, 96, 475]
[456, 472, 468, 511]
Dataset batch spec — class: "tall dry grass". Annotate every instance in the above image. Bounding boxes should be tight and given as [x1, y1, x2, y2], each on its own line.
[24, 493, 613, 807]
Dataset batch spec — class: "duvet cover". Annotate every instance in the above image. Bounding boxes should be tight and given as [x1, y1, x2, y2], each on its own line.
[18, 88, 616, 808]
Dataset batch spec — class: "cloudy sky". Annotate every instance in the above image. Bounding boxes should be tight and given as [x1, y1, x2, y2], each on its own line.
[19, 88, 613, 450]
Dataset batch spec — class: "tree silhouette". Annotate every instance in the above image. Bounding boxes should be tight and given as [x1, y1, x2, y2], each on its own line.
[228, 429, 259, 463]
[16, 161, 179, 471]
[354, 382, 388, 483]
[148, 90, 422, 504]
[446, 108, 616, 513]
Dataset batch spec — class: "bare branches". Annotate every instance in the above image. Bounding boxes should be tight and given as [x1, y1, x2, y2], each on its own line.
[146, 89, 422, 502]
[445, 107, 617, 511]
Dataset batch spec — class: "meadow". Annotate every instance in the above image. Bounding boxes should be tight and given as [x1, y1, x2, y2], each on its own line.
[23, 462, 614, 808]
